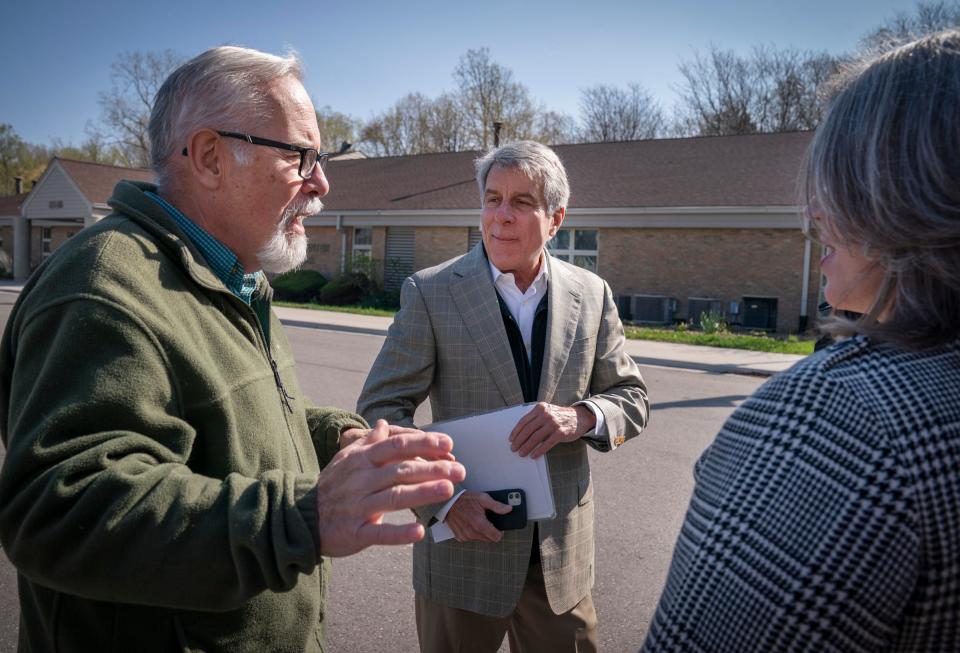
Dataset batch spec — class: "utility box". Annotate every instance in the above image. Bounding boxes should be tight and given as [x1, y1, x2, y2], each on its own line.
[741, 296, 779, 331]
[630, 295, 676, 325]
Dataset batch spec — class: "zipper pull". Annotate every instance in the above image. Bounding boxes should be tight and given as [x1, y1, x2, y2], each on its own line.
[270, 358, 295, 413]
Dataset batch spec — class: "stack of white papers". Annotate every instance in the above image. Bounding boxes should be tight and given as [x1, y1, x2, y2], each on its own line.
[424, 404, 556, 542]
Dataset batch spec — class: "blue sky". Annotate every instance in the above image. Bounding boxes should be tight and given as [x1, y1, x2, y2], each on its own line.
[1, 0, 924, 147]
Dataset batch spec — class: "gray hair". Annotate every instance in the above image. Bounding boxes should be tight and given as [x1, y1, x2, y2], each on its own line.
[475, 140, 570, 214]
[148, 46, 303, 190]
[803, 30, 960, 349]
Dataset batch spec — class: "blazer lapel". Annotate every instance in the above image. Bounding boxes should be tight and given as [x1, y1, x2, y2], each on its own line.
[538, 253, 583, 402]
[450, 246, 525, 406]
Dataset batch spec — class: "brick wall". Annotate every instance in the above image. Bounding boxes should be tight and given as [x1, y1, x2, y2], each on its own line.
[598, 228, 821, 333]
[414, 227, 471, 272]
[302, 226, 391, 284]
[303, 226, 341, 279]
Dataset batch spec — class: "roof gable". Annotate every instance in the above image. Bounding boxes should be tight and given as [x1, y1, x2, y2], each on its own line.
[56, 158, 154, 205]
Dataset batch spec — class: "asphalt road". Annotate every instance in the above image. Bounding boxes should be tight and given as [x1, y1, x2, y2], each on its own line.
[0, 292, 765, 652]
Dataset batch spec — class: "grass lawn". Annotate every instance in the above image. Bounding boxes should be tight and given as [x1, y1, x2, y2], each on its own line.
[273, 301, 398, 318]
[274, 301, 815, 355]
[624, 326, 815, 355]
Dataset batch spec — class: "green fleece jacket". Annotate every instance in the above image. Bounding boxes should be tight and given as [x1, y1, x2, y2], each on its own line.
[0, 181, 366, 652]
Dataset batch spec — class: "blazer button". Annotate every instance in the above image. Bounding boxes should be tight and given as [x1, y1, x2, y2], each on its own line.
[613, 435, 626, 447]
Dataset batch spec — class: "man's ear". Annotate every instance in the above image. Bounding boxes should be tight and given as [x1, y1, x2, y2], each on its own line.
[184, 129, 224, 190]
[548, 206, 566, 236]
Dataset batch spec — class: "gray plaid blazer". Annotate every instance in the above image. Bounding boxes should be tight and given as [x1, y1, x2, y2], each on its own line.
[358, 244, 648, 617]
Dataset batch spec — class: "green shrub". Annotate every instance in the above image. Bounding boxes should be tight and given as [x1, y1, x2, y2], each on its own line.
[360, 289, 401, 310]
[271, 269, 327, 302]
[698, 310, 728, 334]
[318, 273, 369, 305]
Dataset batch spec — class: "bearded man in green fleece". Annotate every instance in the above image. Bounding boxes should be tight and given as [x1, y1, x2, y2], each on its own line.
[0, 46, 464, 653]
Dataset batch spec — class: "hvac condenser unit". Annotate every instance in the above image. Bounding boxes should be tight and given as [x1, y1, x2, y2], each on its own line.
[630, 295, 676, 325]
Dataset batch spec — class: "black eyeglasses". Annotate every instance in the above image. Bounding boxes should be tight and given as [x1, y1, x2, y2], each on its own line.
[181, 130, 332, 179]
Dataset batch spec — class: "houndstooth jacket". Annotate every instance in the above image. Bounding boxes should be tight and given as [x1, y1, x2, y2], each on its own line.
[642, 334, 960, 652]
[358, 244, 649, 617]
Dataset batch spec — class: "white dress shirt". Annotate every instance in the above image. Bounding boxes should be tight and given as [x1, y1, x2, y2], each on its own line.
[435, 254, 606, 524]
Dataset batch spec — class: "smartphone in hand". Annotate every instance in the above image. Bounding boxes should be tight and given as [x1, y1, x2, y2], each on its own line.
[486, 489, 527, 531]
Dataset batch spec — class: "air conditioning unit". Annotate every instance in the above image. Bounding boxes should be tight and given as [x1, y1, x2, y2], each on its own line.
[615, 295, 633, 321]
[741, 296, 779, 331]
[687, 297, 722, 323]
[630, 295, 676, 325]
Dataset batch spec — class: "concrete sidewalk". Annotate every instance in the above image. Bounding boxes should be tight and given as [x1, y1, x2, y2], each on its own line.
[274, 304, 805, 377]
[0, 282, 805, 377]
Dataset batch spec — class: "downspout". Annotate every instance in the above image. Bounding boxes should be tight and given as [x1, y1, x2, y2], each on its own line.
[336, 214, 346, 274]
[799, 237, 812, 332]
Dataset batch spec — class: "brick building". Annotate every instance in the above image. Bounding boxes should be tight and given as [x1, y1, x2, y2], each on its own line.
[307, 131, 819, 333]
[11, 158, 153, 279]
[8, 132, 820, 332]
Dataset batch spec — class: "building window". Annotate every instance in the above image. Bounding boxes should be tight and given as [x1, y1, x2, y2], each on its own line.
[547, 229, 598, 272]
[41, 228, 52, 260]
[352, 227, 372, 260]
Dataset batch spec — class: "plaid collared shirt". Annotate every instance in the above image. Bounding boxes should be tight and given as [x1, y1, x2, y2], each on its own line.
[146, 192, 260, 304]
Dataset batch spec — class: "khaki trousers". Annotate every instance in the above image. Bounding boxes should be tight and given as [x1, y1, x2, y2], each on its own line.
[415, 562, 599, 653]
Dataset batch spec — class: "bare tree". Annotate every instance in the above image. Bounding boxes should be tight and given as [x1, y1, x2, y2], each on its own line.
[579, 83, 664, 142]
[676, 46, 758, 136]
[315, 105, 360, 152]
[532, 110, 579, 146]
[861, 1, 960, 53]
[49, 134, 126, 166]
[675, 44, 839, 136]
[360, 93, 432, 156]
[94, 50, 182, 168]
[752, 46, 839, 132]
[453, 48, 538, 149]
[424, 93, 470, 152]
[359, 91, 473, 156]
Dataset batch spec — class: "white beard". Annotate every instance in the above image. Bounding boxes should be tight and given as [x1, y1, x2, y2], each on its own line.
[256, 196, 323, 274]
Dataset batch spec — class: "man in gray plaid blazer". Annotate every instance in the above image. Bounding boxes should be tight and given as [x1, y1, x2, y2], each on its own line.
[358, 141, 648, 653]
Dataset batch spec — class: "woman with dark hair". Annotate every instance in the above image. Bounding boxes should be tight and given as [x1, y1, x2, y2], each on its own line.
[641, 31, 960, 652]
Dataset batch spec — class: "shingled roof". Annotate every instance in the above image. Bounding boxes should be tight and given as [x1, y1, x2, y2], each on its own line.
[321, 131, 813, 212]
[0, 192, 29, 217]
[56, 158, 154, 204]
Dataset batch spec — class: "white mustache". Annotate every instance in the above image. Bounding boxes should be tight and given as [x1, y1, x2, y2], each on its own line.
[282, 197, 324, 228]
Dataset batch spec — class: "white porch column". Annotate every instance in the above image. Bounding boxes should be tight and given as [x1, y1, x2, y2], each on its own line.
[13, 216, 30, 281]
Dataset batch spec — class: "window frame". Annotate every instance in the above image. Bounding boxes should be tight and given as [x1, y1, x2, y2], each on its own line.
[547, 228, 599, 272]
[41, 228, 53, 260]
[352, 226, 373, 260]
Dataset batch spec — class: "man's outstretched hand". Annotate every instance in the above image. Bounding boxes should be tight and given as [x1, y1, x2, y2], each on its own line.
[316, 419, 465, 557]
